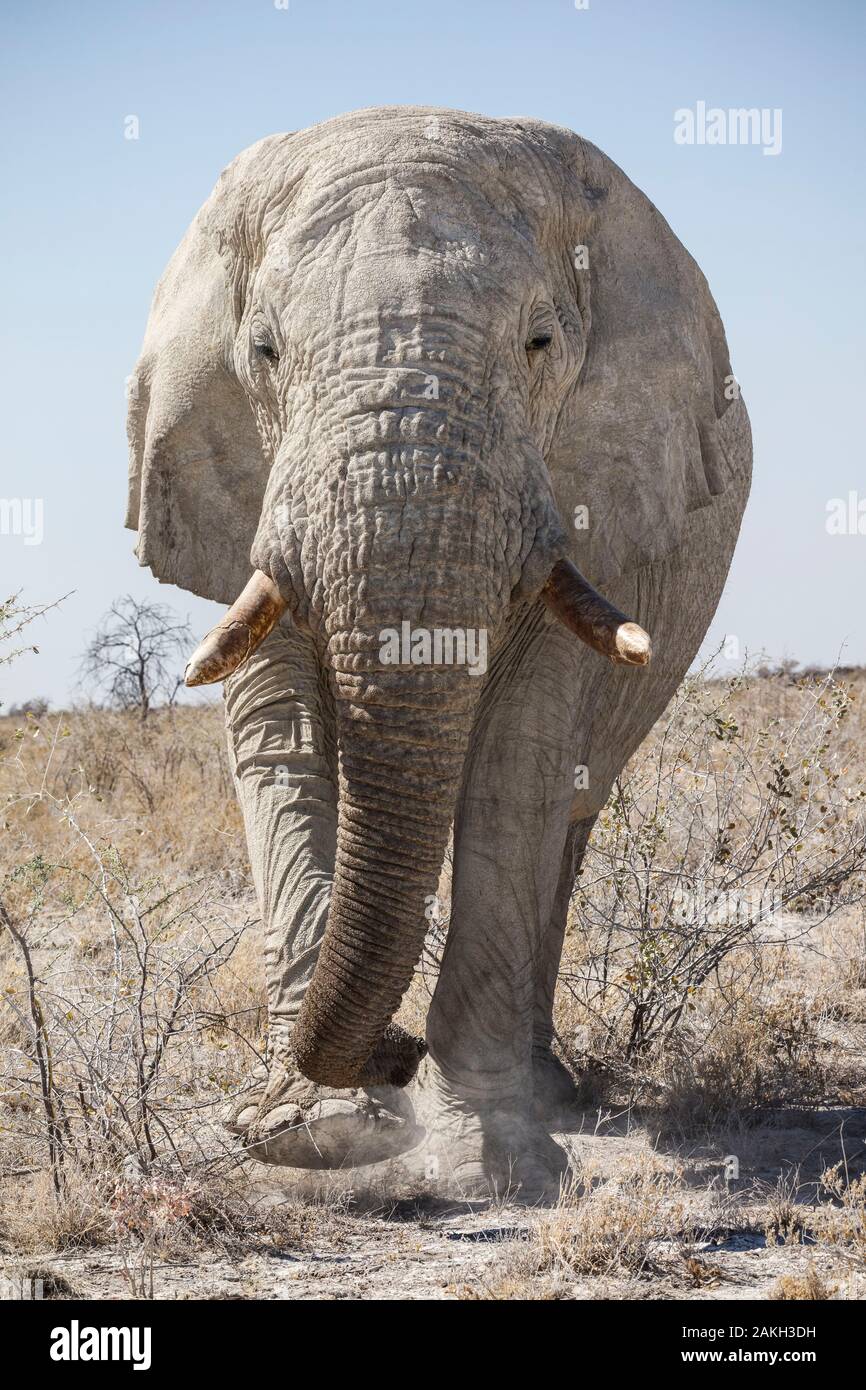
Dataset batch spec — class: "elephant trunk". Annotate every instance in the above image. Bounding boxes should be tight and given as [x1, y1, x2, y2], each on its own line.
[291, 654, 478, 1087]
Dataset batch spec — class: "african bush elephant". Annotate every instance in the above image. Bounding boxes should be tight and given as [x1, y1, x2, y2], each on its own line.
[126, 106, 751, 1199]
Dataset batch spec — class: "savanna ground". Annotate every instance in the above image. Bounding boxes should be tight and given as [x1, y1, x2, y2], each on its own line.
[2, 637, 866, 1300]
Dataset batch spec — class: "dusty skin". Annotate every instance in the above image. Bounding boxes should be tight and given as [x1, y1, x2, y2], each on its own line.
[124, 106, 752, 1200]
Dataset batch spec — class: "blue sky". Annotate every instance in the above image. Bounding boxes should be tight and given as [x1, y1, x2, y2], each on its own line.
[2, 0, 864, 707]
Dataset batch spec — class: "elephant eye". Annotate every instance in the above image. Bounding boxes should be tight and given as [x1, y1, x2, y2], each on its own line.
[253, 334, 279, 364]
[526, 332, 553, 353]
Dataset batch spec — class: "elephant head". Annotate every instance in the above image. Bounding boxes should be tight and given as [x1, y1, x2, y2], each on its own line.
[127, 107, 736, 1088]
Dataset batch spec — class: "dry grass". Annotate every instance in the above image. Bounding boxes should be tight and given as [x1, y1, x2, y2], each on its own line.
[461, 1156, 703, 1299]
[516, 1157, 684, 1278]
[768, 1265, 837, 1300]
[814, 1163, 866, 1269]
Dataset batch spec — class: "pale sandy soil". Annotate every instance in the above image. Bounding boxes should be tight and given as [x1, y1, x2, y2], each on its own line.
[8, 1108, 865, 1301]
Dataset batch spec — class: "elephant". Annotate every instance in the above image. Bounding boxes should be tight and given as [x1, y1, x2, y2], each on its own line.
[126, 106, 751, 1200]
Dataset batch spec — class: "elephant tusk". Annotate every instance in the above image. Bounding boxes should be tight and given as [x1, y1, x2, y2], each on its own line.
[541, 558, 652, 667]
[184, 570, 289, 686]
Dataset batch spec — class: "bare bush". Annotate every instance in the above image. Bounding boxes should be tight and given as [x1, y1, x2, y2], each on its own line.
[0, 686, 261, 1227]
[554, 658, 866, 1119]
[0, 850, 254, 1180]
[80, 597, 193, 721]
[4, 697, 50, 719]
[1, 593, 65, 673]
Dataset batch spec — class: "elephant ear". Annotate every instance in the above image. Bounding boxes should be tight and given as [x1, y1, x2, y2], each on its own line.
[546, 132, 742, 585]
[125, 135, 294, 605]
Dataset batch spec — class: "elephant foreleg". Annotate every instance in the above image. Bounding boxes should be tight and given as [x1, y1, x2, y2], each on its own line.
[221, 623, 421, 1166]
[532, 813, 598, 1127]
[223, 620, 338, 1054]
[416, 607, 583, 1199]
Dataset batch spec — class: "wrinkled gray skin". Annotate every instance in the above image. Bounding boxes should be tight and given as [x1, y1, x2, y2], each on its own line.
[127, 107, 751, 1199]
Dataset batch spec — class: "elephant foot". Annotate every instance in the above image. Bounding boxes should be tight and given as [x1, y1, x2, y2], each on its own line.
[224, 1040, 424, 1170]
[531, 1046, 583, 1132]
[412, 1058, 573, 1204]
